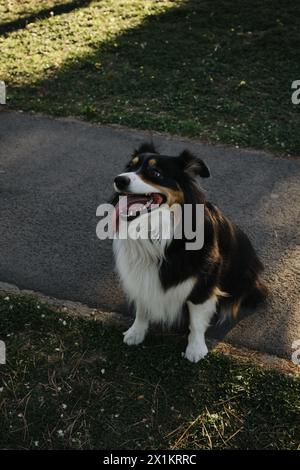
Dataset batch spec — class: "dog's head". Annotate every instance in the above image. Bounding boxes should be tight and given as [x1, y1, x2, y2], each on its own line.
[112, 142, 210, 226]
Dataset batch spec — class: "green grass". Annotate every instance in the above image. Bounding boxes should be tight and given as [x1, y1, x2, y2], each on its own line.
[0, 0, 299, 155]
[0, 293, 299, 450]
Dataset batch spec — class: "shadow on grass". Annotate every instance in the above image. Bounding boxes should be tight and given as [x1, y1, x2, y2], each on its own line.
[10, 0, 300, 154]
[0, 295, 299, 449]
[0, 0, 92, 36]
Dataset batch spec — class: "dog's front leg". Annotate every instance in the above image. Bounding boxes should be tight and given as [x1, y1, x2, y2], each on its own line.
[123, 302, 149, 346]
[184, 297, 217, 363]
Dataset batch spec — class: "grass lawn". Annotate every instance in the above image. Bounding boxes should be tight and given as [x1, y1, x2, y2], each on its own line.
[0, 293, 299, 450]
[0, 0, 299, 155]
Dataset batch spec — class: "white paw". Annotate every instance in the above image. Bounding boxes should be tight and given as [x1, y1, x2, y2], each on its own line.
[184, 342, 208, 363]
[123, 326, 146, 346]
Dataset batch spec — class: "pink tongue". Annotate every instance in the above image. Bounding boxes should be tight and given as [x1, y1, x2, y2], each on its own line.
[112, 195, 150, 231]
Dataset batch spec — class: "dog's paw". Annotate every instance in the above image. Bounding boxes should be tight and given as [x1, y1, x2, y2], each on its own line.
[184, 342, 208, 363]
[123, 326, 146, 346]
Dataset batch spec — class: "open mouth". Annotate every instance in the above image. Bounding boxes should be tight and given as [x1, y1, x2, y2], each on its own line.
[113, 193, 166, 229]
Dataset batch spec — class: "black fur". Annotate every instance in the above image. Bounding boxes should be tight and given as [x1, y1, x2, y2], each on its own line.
[134, 142, 157, 155]
[114, 142, 268, 317]
[160, 201, 267, 315]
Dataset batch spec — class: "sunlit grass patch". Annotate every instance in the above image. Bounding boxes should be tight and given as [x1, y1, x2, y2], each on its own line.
[0, 0, 299, 154]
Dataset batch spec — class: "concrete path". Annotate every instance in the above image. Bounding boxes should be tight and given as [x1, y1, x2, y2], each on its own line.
[0, 110, 299, 359]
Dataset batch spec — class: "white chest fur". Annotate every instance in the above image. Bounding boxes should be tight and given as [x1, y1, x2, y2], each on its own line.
[113, 237, 195, 326]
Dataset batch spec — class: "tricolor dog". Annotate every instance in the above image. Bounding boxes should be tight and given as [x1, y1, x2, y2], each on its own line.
[112, 143, 267, 363]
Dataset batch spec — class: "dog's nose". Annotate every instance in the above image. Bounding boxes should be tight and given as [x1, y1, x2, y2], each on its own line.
[114, 175, 130, 191]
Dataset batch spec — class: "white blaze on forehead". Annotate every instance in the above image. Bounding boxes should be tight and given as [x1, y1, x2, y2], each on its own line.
[114, 172, 161, 194]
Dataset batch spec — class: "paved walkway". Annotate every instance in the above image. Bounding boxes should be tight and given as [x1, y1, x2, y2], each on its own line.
[0, 110, 299, 358]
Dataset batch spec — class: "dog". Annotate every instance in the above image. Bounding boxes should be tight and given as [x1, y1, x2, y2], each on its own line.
[111, 143, 267, 362]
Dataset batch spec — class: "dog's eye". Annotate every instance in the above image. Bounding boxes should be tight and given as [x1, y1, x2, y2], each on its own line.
[148, 168, 162, 178]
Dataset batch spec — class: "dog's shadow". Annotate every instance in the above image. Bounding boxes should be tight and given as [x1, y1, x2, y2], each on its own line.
[121, 300, 261, 346]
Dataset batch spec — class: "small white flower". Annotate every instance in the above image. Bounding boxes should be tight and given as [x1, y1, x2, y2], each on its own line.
[62, 321, 67, 326]
[62, 404, 67, 409]
[34, 441, 39, 447]
[101, 368, 105, 374]
[57, 429, 64, 437]
[4, 296, 10, 301]
[18, 413, 23, 418]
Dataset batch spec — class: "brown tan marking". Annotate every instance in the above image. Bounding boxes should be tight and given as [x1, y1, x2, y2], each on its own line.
[160, 187, 184, 205]
[131, 156, 139, 166]
[139, 174, 184, 205]
[148, 158, 157, 167]
[205, 209, 221, 263]
[231, 297, 243, 318]
[213, 287, 230, 298]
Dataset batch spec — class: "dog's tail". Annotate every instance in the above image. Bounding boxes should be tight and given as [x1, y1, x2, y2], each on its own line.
[218, 278, 268, 323]
[242, 278, 268, 310]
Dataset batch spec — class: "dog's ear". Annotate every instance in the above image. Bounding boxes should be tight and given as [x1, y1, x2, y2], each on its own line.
[133, 141, 157, 156]
[179, 149, 210, 178]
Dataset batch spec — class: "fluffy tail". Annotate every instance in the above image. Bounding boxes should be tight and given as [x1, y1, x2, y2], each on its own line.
[218, 279, 268, 323]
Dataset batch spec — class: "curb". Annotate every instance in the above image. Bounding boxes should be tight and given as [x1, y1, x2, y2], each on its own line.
[0, 281, 128, 327]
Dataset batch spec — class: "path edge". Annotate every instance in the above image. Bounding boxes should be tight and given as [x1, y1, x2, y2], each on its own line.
[1, 280, 299, 376]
